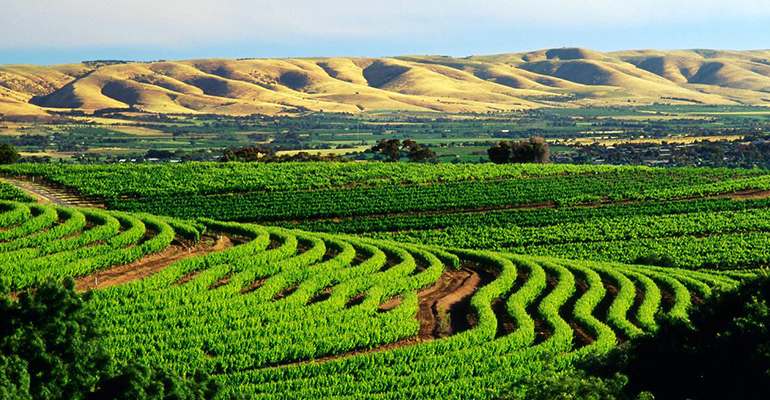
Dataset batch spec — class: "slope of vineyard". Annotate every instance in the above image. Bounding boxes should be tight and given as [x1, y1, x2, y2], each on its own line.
[4, 163, 770, 221]
[4, 163, 770, 271]
[0, 179, 34, 203]
[0, 199, 755, 399]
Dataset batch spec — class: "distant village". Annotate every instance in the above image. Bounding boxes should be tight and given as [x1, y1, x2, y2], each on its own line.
[553, 136, 770, 169]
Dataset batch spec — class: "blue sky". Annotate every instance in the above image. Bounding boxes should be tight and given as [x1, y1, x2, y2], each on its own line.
[2, 0, 769, 65]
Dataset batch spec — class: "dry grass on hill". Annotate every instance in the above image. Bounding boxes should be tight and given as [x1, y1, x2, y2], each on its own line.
[2, 48, 770, 117]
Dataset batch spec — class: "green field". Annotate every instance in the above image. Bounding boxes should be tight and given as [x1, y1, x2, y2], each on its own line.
[0, 161, 768, 399]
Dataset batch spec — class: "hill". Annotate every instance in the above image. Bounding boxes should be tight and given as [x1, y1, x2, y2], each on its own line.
[1, 48, 770, 118]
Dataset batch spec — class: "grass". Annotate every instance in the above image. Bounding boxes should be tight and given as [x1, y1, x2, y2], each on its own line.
[2, 49, 770, 119]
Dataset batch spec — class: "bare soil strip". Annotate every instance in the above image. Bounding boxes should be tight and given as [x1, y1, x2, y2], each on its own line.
[275, 265, 493, 369]
[563, 277, 595, 348]
[75, 235, 234, 291]
[627, 285, 646, 329]
[492, 297, 518, 338]
[659, 289, 675, 313]
[595, 279, 623, 342]
[729, 188, 770, 200]
[1, 177, 104, 208]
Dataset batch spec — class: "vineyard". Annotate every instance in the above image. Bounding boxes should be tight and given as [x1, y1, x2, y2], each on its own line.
[4, 163, 770, 221]
[0, 163, 766, 398]
[0, 193, 756, 398]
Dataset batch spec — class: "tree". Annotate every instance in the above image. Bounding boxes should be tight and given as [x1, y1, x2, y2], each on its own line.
[498, 275, 770, 400]
[586, 274, 770, 400]
[511, 136, 550, 163]
[145, 149, 175, 160]
[220, 146, 348, 163]
[488, 141, 513, 163]
[488, 137, 550, 164]
[406, 145, 437, 163]
[402, 139, 436, 163]
[0, 279, 224, 400]
[498, 369, 651, 400]
[220, 146, 275, 162]
[370, 139, 436, 162]
[0, 143, 21, 164]
[91, 364, 222, 400]
[371, 139, 402, 161]
[0, 278, 108, 400]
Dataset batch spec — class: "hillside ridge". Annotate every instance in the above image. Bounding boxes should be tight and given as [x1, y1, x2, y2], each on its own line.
[2, 48, 770, 118]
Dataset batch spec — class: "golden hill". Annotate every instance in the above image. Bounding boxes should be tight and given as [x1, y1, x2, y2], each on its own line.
[2, 48, 770, 118]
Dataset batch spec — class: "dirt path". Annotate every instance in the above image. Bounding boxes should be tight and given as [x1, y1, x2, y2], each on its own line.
[419, 267, 484, 339]
[1, 177, 104, 208]
[74, 235, 233, 291]
[728, 188, 770, 200]
[275, 265, 493, 369]
[564, 278, 595, 347]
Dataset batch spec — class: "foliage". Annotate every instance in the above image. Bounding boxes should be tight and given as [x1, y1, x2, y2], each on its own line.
[588, 275, 770, 400]
[0, 181, 34, 202]
[0, 198, 752, 399]
[488, 137, 550, 164]
[220, 146, 275, 162]
[5, 162, 769, 199]
[0, 143, 21, 165]
[91, 364, 222, 400]
[401, 139, 437, 163]
[1, 159, 768, 399]
[498, 369, 652, 400]
[371, 138, 402, 161]
[564, 136, 770, 169]
[370, 139, 436, 162]
[0, 278, 223, 400]
[220, 146, 348, 163]
[0, 277, 108, 400]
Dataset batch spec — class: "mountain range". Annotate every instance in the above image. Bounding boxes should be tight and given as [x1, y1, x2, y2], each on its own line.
[2, 48, 770, 118]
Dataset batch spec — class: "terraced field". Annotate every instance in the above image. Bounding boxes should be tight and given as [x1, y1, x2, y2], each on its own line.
[0, 194, 753, 399]
[0, 200, 204, 291]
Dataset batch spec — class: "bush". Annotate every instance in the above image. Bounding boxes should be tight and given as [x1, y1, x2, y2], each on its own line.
[498, 368, 651, 400]
[0, 278, 224, 400]
[498, 275, 770, 400]
[588, 274, 770, 400]
[91, 364, 222, 400]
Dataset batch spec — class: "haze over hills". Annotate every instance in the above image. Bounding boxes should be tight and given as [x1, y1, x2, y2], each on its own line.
[2, 48, 770, 118]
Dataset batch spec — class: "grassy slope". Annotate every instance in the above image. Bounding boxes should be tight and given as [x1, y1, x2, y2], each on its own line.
[2, 48, 770, 117]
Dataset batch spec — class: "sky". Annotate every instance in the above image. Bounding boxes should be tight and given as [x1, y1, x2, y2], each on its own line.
[1, 0, 769, 65]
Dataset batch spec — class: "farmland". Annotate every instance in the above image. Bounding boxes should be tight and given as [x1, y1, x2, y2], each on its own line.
[3, 104, 770, 165]
[6, 0, 770, 394]
[0, 192, 748, 398]
[4, 163, 770, 219]
[0, 160, 768, 399]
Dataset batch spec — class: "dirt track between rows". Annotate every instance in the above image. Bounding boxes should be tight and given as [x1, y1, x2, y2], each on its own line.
[74, 235, 234, 291]
[0, 177, 104, 208]
[276, 265, 493, 369]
